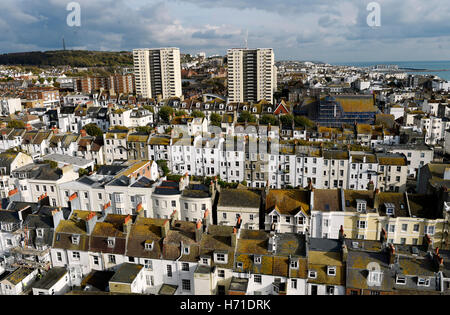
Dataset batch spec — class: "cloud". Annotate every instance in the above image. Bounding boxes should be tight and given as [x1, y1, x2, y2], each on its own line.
[0, 0, 450, 62]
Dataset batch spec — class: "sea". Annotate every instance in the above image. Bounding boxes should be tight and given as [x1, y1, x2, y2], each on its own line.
[334, 60, 450, 81]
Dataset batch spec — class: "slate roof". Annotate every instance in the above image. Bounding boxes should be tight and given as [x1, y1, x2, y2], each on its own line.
[218, 188, 261, 209]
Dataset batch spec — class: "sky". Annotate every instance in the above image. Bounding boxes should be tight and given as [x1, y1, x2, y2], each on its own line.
[1, 0, 450, 63]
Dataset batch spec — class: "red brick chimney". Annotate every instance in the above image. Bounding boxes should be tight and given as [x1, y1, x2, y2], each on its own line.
[80, 129, 87, 137]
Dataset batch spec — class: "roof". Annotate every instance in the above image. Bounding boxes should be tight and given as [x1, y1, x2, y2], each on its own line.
[334, 95, 377, 113]
[32, 267, 67, 290]
[313, 189, 341, 212]
[218, 188, 261, 209]
[265, 189, 310, 215]
[2, 267, 35, 285]
[109, 263, 143, 284]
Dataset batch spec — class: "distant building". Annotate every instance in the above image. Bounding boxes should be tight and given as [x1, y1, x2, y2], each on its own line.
[133, 48, 182, 100]
[227, 48, 277, 104]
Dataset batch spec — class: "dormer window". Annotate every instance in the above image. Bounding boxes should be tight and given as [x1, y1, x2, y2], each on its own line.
[252, 108, 257, 113]
[385, 203, 395, 216]
[356, 200, 367, 213]
[214, 252, 228, 264]
[200, 257, 210, 265]
[236, 262, 243, 269]
[36, 229, 44, 238]
[368, 270, 383, 286]
[327, 266, 336, 276]
[290, 260, 299, 269]
[183, 246, 190, 255]
[254, 256, 262, 264]
[308, 271, 317, 279]
[144, 240, 154, 251]
[243, 106, 247, 111]
[417, 278, 430, 286]
[107, 237, 115, 248]
[268, 108, 272, 113]
[396, 275, 406, 285]
[72, 235, 80, 245]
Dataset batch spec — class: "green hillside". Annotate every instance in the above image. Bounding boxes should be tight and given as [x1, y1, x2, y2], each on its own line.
[0, 50, 133, 67]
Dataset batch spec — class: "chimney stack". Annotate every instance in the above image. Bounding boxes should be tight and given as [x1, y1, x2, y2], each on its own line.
[170, 210, 177, 228]
[161, 220, 170, 238]
[231, 227, 238, 248]
[342, 244, 348, 262]
[338, 225, 345, 242]
[85, 212, 97, 235]
[68, 193, 81, 211]
[381, 228, 387, 244]
[424, 234, 433, 252]
[52, 208, 64, 229]
[202, 210, 210, 234]
[236, 215, 242, 229]
[102, 201, 112, 217]
[123, 215, 132, 234]
[388, 243, 396, 265]
[195, 220, 203, 242]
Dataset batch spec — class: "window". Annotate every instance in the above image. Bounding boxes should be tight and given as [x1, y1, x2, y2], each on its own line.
[182, 263, 189, 271]
[144, 259, 152, 269]
[413, 224, 420, 232]
[93, 256, 99, 265]
[72, 235, 80, 245]
[72, 252, 80, 261]
[418, 278, 430, 287]
[401, 238, 406, 245]
[327, 266, 336, 276]
[254, 275, 262, 284]
[183, 246, 190, 255]
[396, 275, 406, 285]
[236, 262, 243, 269]
[369, 271, 382, 285]
[426, 226, 435, 235]
[254, 256, 261, 264]
[172, 200, 176, 207]
[389, 225, 395, 233]
[326, 286, 335, 295]
[108, 255, 116, 264]
[107, 237, 115, 248]
[358, 221, 367, 229]
[36, 229, 44, 238]
[57, 252, 62, 262]
[182, 279, 191, 291]
[167, 265, 173, 277]
[291, 279, 297, 289]
[222, 213, 227, 219]
[216, 253, 226, 263]
[98, 193, 102, 199]
[286, 216, 291, 223]
[402, 224, 408, 232]
[142, 238, 154, 250]
[323, 219, 329, 227]
[308, 271, 317, 279]
[218, 269, 225, 278]
[290, 260, 298, 269]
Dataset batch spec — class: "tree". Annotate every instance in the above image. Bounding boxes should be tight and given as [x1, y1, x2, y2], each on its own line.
[294, 116, 315, 128]
[136, 126, 153, 134]
[192, 110, 205, 118]
[7, 120, 26, 129]
[175, 110, 188, 117]
[157, 160, 170, 177]
[78, 168, 90, 177]
[159, 106, 174, 123]
[238, 111, 257, 123]
[280, 114, 294, 126]
[83, 123, 103, 137]
[143, 105, 154, 113]
[210, 113, 222, 127]
[259, 114, 278, 125]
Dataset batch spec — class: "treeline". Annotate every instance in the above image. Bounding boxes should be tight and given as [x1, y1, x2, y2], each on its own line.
[0, 50, 133, 67]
